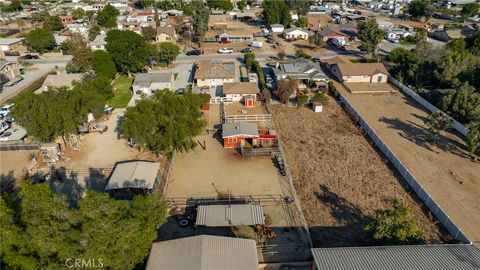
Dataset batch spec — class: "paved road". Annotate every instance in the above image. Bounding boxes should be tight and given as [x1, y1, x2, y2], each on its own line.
[0, 63, 64, 103]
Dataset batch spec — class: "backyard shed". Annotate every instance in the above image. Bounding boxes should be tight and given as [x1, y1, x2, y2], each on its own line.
[196, 203, 265, 227]
[311, 244, 480, 270]
[222, 122, 259, 148]
[105, 161, 160, 192]
[145, 235, 259, 270]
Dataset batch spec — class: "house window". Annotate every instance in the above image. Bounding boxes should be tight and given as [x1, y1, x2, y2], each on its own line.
[166, 37, 171, 40]
[363, 75, 369, 78]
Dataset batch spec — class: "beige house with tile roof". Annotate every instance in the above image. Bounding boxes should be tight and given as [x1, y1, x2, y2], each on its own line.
[222, 82, 258, 101]
[194, 60, 236, 87]
[155, 26, 176, 42]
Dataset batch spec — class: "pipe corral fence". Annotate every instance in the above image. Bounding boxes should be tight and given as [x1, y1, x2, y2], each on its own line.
[337, 90, 472, 244]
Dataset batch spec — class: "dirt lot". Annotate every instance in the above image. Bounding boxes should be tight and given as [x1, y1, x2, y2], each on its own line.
[336, 85, 480, 245]
[271, 102, 454, 247]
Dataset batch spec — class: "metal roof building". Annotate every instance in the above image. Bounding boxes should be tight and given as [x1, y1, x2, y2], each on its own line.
[196, 203, 265, 227]
[105, 161, 160, 191]
[311, 244, 480, 270]
[222, 122, 259, 138]
[146, 235, 259, 270]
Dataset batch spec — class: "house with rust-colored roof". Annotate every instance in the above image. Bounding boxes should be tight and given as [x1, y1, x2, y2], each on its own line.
[330, 62, 389, 83]
[194, 60, 236, 87]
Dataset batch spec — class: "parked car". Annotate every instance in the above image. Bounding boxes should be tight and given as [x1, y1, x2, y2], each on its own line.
[266, 38, 274, 43]
[0, 104, 14, 117]
[388, 37, 399, 43]
[0, 128, 26, 141]
[241, 47, 253, 53]
[186, 49, 201, 56]
[218, 48, 234, 54]
[78, 123, 108, 134]
[249, 41, 263, 48]
[0, 119, 10, 134]
[20, 54, 40, 60]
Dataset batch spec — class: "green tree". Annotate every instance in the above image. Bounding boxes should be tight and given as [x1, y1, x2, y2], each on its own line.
[158, 42, 180, 66]
[72, 8, 85, 20]
[357, 19, 384, 57]
[97, 4, 119, 28]
[121, 90, 206, 156]
[66, 34, 94, 73]
[364, 200, 426, 245]
[22, 28, 56, 53]
[192, 7, 209, 40]
[74, 75, 114, 100]
[0, 183, 167, 270]
[89, 24, 101, 41]
[207, 0, 234, 11]
[237, 0, 247, 11]
[296, 94, 309, 106]
[465, 122, 480, 159]
[93, 50, 116, 79]
[12, 86, 104, 143]
[142, 26, 157, 41]
[425, 111, 453, 143]
[139, 0, 155, 9]
[244, 52, 255, 69]
[439, 83, 480, 124]
[31, 10, 49, 22]
[388, 48, 419, 83]
[309, 34, 325, 47]
[275, 79, 298, 104]
[286, 0, 311, 15]
[43, 16, 64, 31]
[182, 3, 195, 16]
[106, 30, 151, 73]
[312, 91, 329, 105]
[263, 0, 291, 27]
[437, 44, 477, 86]
[408, 0, 431, 21]
[295, 16, 309, 28]
[461, 3, 479, 21]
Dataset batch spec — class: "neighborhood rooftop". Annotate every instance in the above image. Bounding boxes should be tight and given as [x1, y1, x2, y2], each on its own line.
[222, 122, 259, 138]
[145, 235, 259, 270]
[194, 60, 235, 80]
[134, 72, 173, 86]
[105, 161, 160, 191]
[222, 82, 259, 95]
[311, 244, 480, 270]
[335, 62, 390, 76]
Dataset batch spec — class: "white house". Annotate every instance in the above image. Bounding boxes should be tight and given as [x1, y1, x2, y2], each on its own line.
[132, 72, 174, 97]
[270, 24, 285, 33]
[222, 82, 259, 103]
[90, 34, 106, 51]
[283, 27, 310, 40]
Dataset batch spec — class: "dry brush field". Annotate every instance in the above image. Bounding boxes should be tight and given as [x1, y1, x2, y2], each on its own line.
[271, 101, 454, 247]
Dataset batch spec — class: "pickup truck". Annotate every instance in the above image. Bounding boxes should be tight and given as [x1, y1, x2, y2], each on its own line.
[218, 48, 234, 54]
[78, 123, 108, 134]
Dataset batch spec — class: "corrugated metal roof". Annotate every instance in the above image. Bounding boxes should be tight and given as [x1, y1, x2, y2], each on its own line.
[105, 161, 160, 190]
[196, 203, 265, 226]
[311, 244, 480, 270]
[146, 235, 259, 270]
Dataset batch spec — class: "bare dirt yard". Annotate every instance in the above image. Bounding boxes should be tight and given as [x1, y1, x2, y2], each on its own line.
[271, 102, 454, 247]
[336, 84, 480, 245]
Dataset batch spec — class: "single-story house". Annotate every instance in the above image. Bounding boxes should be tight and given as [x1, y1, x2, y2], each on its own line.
[283, 27, 311, 40]
[317, 27, 348, 42]
[196, 203, 265, 227]
[222, 82, 258, 105]
[132, 72, 174, 97]
[330, 62, 390, 83]
[271, 58, 329, 86]
[90, 34, 106, 51]
[194, 60, 236, 87]
[234, 11, 257, 21]
[0, 38, 25, 53]
[105, 161, 160, 196]
[222, 122, 259, 149]
[311, 244, 480, 270]
[270, 24, 285, 33]
[35, 73, 84, 93]
[203, 30, 253, 43]
[145, 235, 259, 270]
[0, 61, 22, 87]
[155, 26, 176, 42]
